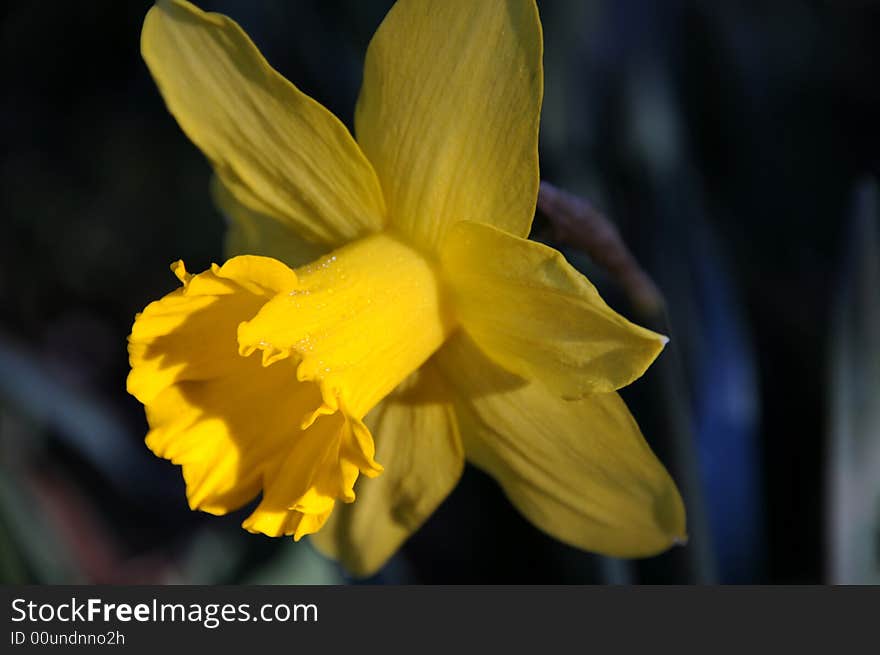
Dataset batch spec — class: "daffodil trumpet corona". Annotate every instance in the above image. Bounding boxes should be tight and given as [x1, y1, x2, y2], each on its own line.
[129, 0, 687, 576]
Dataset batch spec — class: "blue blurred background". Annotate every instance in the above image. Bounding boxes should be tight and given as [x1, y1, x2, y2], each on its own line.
[1, 0, 879, 584]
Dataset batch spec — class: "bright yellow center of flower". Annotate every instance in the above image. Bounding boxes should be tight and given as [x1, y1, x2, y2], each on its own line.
[128, 232, 456, 540]
[239, 232, 454, 419]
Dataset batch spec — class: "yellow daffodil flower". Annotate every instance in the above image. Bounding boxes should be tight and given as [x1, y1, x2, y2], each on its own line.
[128, 0, 686, 576]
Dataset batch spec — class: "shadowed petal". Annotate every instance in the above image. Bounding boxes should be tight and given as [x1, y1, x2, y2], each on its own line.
[436, 333, 686, 558]
[311, 364, 463, 577]
[214, 176, 331, 269]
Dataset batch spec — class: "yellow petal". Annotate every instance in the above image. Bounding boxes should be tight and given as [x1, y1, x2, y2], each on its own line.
[214, 176, 330, 269]
[436, 333, 686, 558]
[356, 0, 542, 250]
[310, 364, 464, 577]
[440, 221, 667, 398]
[238, 233, 455, 419]
[142, 0, 386, 246]
[127, 255, 380, 540]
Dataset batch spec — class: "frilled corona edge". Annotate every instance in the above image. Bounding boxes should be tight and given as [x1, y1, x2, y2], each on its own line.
[128, 233, 454, 540]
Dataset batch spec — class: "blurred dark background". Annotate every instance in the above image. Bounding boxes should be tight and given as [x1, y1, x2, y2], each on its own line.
[2, 0, 879, 584]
